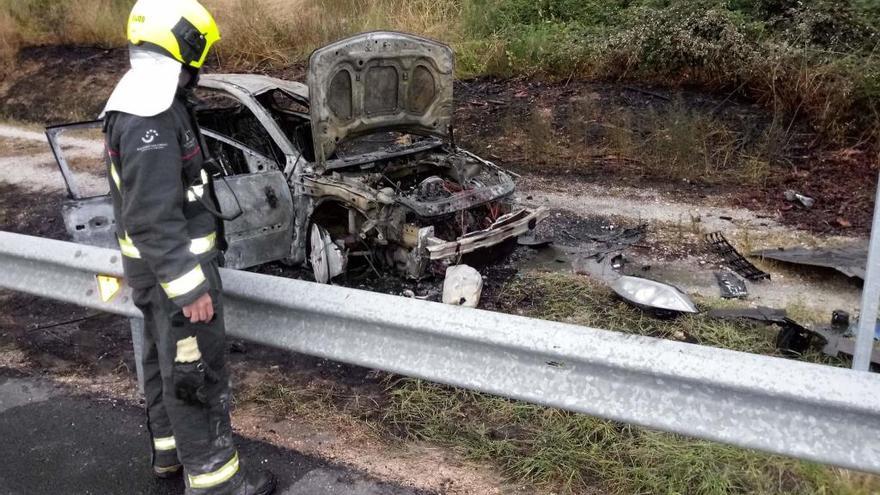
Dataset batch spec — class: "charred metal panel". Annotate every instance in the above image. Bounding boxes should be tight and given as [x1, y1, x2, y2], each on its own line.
[45, 120, 104, 200]
[426, 208, 548, 260]
[215, 171, 294, 269]
[308, 31, 455, 164]
[61, 196, 117, 249]
[752, 246, 868, 280]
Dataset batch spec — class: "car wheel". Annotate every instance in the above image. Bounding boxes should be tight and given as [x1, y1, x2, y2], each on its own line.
[309, 223, 347, 283]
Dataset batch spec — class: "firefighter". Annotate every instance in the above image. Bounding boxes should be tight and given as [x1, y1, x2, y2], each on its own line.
[100, 1, 275, 493]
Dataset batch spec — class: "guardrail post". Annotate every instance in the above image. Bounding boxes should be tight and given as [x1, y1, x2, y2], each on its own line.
[130, 318, 145, 395]
[853, 172, 880, 371]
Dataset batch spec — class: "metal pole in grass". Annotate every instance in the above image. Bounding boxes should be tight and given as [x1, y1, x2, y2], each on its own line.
[853, 173, 880, 371]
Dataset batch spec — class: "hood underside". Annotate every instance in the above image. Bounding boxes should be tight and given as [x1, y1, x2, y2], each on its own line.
[308, 31, 454, 165]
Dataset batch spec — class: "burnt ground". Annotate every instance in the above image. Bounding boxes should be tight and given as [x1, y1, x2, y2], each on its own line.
[1, 45, 875, 235]
[453, 78, 878, 235]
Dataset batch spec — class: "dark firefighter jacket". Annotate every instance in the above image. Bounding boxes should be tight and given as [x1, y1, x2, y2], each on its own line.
[104, 95, 220, 308]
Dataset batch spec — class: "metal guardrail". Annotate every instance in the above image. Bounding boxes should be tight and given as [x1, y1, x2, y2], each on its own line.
[854, 170, 880, 370]
[1, 230, 880, 474]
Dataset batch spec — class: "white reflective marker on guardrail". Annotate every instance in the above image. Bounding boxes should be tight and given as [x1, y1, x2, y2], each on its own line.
[1, 231, 880, 473]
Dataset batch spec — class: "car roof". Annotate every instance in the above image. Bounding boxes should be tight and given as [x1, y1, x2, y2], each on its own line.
[199, 73, 309, 101]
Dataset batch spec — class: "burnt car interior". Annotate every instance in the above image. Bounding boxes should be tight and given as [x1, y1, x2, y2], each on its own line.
[255, 89, 316, 163]
[194, 89, 285, 174]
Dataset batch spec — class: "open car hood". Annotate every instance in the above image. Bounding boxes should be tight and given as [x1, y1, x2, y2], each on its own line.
[308, 31, 454, 165]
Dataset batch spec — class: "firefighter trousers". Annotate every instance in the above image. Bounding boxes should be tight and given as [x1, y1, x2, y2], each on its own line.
[133, 259, 242, 491]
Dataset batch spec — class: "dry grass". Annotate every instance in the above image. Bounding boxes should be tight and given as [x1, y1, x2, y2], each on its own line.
[184, 0, 460, 68]
[0, 0, 461, 70]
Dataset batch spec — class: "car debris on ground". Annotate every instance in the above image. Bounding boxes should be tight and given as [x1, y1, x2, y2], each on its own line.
[705, 232, 771, 281]
[751, 245, 868, 280]
[714, 271, 749, 299]
[708, 306, 880, 365]
[783, 189, 816, 209]
[611, 275, 698, 316]
[442, 264, 483, 308]
[707, 306, 815, 355]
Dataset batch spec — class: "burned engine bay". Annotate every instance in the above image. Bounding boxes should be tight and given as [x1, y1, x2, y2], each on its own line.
[304, 141, 539, 279]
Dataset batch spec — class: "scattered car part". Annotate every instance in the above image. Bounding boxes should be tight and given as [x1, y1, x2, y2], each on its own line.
[572, 255, 623, 284]
[707, 306, 819, 356]
[775, 322, 818, 356]
[705, 232, 771, 281]
[831, 310, 851, 331]
[442, 265, 483, 308]
[575, 224, 648, 266]
[517, 235, 553, 248]
[309, 224, 347, 284]
[611, 276, 698, 315]
[750, 245, 867, 280]
[707, 306, 789, 324]
[714, 271, 748, 299]
[784, 190, 815, 209]
[811, 325, 880, 367]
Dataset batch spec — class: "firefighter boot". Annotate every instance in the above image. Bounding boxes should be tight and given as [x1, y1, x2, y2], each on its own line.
[186, 468, 276, 495]
[153, 457, 182, 479]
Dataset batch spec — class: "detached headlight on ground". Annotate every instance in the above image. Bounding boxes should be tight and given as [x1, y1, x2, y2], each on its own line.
[612, 275, 698, 314]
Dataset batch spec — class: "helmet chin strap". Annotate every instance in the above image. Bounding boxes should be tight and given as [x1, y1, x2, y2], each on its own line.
[180, 65, 201, 89]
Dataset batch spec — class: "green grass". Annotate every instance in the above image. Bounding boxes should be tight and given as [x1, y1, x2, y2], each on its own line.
[383, 378, 875, 494]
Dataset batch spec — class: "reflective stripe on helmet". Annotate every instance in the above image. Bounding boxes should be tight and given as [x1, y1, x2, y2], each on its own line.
[161, 264, 205, 298]
[118, 233, 141, 259]
[153, 436, 176, 451]
[187, 452, 239, 489]
[189, 232, 216, 255]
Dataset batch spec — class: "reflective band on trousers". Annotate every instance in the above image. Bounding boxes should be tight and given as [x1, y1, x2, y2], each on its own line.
[110, 163, 122, 191]
[161, 264, 205, 298]
[188, 452, 239, 489]
[118, 232, 216, 259]
[118, 234, 141, 258]
[153, 436, 176, 451]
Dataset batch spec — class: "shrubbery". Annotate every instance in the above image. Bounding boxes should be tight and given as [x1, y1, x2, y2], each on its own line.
[459, 0, 879, 145]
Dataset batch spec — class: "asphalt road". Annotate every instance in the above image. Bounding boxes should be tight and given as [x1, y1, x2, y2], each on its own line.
[0, 371, 426, 495]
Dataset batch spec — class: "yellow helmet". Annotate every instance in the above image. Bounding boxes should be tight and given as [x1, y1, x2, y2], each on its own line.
[127, 0, 221, 69]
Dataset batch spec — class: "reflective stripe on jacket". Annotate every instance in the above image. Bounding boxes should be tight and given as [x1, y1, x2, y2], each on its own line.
[104, 95, 220, 307]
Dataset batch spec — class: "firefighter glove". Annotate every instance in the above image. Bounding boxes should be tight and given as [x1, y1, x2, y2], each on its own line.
[173, 337, 219, 404]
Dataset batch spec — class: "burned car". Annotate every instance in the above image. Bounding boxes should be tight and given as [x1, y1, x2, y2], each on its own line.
[49, 32, 547, 282]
